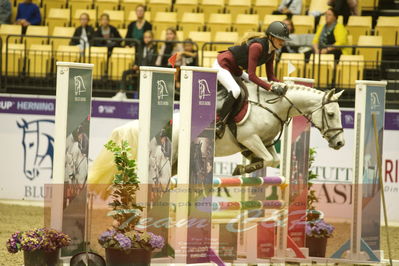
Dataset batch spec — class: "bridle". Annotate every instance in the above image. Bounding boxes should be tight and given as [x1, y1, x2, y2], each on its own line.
[249, 89, 344, 147]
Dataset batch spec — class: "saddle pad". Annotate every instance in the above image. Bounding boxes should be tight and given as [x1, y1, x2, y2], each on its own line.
[234, 101, 251, 125]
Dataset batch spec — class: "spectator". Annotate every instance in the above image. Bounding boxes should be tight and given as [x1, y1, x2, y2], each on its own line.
[94, 13, 122, 56]
[273, 0, 302, 16]
[281, 18, 314, 56]
[177, 38, 198, 66]
[155, 27, 183, 67]
[312, 8, 350, 60]
[70, 13, 95, 51]
[125, 5, 152, 46]
[115, 30, 157, 100]
[15, 0, 41, 28]
[0, 0, 12, 24]
[328, 0, 358, 25]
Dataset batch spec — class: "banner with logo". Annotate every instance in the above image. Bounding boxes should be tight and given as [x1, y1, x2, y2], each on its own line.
[175, 67, 218, 263]
[51, 62, 93, 256]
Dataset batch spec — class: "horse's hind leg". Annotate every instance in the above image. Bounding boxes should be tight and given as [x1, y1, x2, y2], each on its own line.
[232, 135, 274, 175]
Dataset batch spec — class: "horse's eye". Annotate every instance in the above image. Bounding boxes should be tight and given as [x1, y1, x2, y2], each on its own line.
[29, 142, 34, 148]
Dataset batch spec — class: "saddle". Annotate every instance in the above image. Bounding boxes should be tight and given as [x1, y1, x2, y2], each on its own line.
[216, 77, 250, 138]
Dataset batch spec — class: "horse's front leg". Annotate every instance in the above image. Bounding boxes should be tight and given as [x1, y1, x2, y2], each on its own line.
[232, 135, 274, 175]
[266, 145, 280, 168]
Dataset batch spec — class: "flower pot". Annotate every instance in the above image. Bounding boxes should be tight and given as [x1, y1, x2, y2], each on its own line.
[105, 248, 152, 266]
[23, 249, 59, 266]
[306, 236, 327, 257]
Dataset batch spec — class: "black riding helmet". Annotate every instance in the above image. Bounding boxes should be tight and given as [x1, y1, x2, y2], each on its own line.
[266, 21, 291, 41]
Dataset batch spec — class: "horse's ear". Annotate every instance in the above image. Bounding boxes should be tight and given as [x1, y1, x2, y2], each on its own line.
[334, 90, 345, 99]
[16, 118, 27, 128]
[326, 88, 336, 100]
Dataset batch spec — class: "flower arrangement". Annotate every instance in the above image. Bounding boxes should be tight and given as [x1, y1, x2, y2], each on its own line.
[306, 148, 335, 238]
[98, 140, 165, 252]
[305, 219, 335, 239]
[6, 228, 71, 254]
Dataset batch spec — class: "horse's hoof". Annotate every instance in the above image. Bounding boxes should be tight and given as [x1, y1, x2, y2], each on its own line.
[232, 165, 245, 176]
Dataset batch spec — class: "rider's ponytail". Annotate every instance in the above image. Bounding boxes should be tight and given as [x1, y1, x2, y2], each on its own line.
[235, 31, 267, 46]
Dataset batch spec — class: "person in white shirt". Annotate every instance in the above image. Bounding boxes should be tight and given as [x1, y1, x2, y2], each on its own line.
[273, 0, 302, 16]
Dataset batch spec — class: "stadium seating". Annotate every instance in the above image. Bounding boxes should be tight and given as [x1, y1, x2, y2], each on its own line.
[253, 0, 279, 21]
[69, 0, 93, 19]
[292, 15, 314, 34]
[121, 0, 146, 21]
[174, 0, 199, 21]
[308, 54, 335, 87]
[226, 0, 251, 20]
[147, 0, 172, 14]
[277, 53, 305, 80]
[51, 26, 75, 49]
[88, 46, 108, 78]
[43, 0, 67, 16]
[356, 35, 383, 66]
[213, 31, 238, 51]
[262, 14, 286, 31]
[109, 47, 135, 80]
[207, 13, 233, 39]
[25, 26, 49, 48]
[46, 8, 71, 34]
[180, 13, 205, 37]
[188, 31, 212, 49]
[27, 44, 52, 77]
[346, 16, 372, 45]
[153, 12, 178, 39]
[2, 43, 25, 75]
[95, 0, 120, 15]
[72, 9, 97, 27]
[375, 16, 399, 45]
[200, 0, 225, 20]
[55, 45, 81, 63]
[0, 24, 22, 44]
[233, 14, 260, 36]
[101, 10, 125, 28]
[336, 55, 364, 88]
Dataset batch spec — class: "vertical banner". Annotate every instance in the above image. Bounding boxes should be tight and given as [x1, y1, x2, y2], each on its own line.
[52, 62, 93, 256]
[351, 80, 386, 260]
[285, 77, 313, 248]
[176, 66, 217, 263]
[137, 66, 176, 257]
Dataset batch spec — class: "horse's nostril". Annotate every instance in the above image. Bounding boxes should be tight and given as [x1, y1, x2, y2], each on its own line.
[337, 141, 343, 147]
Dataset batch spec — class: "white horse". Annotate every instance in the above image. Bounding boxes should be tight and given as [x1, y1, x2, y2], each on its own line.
[88, 81, 345, 185]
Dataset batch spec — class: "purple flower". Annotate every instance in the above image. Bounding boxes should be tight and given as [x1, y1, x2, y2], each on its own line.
[306, 219, 334, 238]
[148, 232, 165, 250]
[114, 233, 132, 249]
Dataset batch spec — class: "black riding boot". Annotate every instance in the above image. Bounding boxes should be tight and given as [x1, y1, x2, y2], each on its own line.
[216, 91, 236, 139]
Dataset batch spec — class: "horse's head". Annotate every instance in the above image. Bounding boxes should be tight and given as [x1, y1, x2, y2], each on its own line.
[17, 119, 54, 180]
[17, 119, 40, 180]
[310, 89, 345, 150]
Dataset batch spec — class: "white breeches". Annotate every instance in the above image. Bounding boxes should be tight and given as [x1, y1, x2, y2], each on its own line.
[212, 60, 241, 99]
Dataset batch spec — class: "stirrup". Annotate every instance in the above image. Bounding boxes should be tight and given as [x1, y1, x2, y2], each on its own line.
[215, 121, 226, 139]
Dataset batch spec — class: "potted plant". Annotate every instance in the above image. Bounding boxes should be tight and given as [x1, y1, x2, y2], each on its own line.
[305, 148, 335, 257]
[6, 227, 71, 266]
[98, 140, 165, 266]
[305, 219, 334, 257]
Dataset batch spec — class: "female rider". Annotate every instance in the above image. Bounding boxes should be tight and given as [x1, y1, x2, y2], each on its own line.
[213, 21, 291, 138]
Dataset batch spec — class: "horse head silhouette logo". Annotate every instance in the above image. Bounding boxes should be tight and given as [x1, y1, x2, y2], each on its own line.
[370, 92, 380, 109]
[74, 76, 87, 96]
[17, 119, 54, 180]
[157, 80, 168, 100]
[198, 79, 211, 100]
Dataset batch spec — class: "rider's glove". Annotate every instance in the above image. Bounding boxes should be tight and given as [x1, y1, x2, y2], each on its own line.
[270, 83, 287, 96]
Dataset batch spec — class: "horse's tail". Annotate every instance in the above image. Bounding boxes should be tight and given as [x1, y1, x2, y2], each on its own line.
[88, 120, 139, 199]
